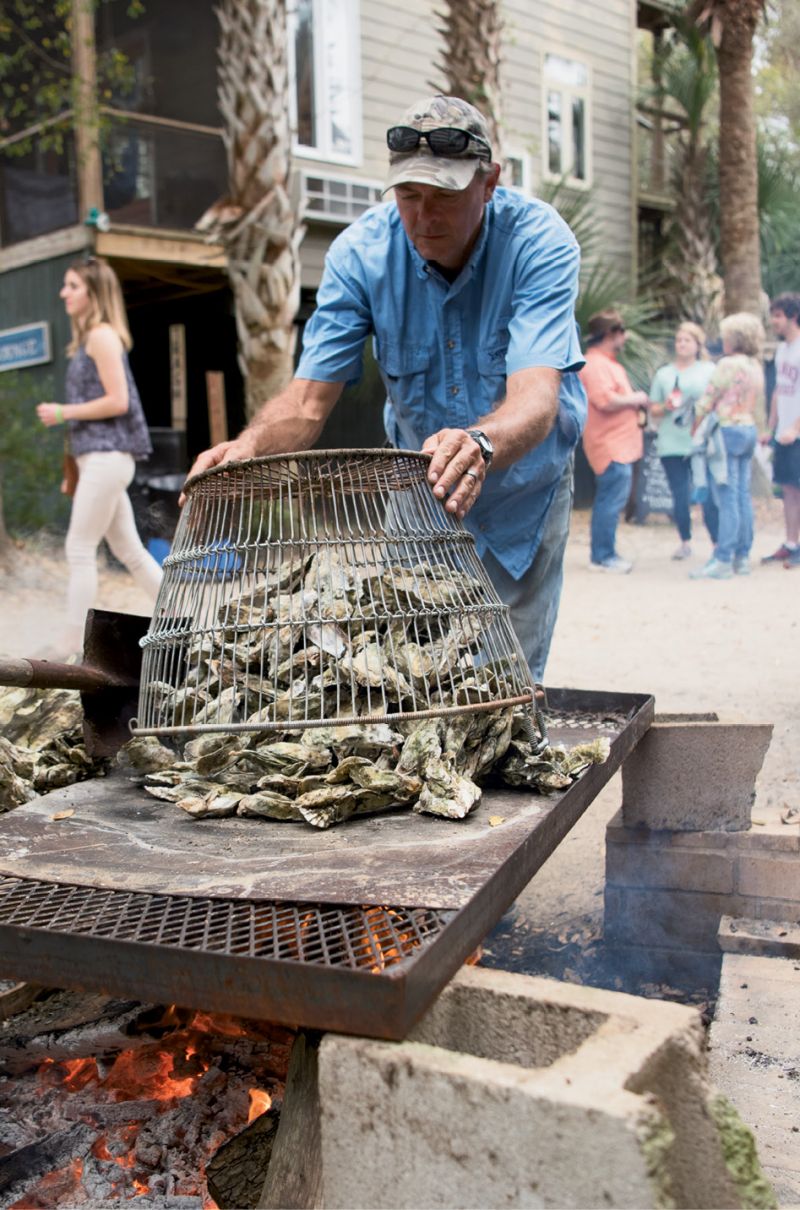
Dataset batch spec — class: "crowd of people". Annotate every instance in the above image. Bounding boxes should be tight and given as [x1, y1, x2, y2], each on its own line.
[580, 297, 800, 578]
[33, 93, 799, 687]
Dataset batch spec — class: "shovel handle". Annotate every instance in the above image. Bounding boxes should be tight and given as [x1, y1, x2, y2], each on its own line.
[0, 656, 129, 693]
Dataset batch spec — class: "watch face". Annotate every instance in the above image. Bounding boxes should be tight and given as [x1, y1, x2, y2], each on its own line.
[468, 430, 493, 463]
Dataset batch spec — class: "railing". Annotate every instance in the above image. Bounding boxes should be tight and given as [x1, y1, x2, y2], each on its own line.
[101, 112, 227, 232]
[636, 107, 681, 204]
[0, 127, 79, 248]
[0, 110, 228, 248]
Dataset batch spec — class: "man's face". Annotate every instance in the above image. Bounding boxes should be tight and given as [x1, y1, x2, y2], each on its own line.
[770, 309, 790, 340]
[393, 165, 500, 270]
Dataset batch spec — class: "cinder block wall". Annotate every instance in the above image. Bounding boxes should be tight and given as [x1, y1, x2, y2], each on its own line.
[604, 720, 799, 985]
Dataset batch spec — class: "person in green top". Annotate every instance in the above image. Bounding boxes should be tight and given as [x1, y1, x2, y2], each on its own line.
[649, 322, 717, 560]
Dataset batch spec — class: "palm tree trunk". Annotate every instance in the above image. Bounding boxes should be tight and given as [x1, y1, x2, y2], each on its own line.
[214, 0, 303, 418]
[714, 1, 763, 314]
[433, 0, 504, 163]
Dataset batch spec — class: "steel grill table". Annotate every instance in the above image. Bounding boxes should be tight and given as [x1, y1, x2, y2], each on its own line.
[0, 689, 652, 1038]
[0, 451, 654, 1035]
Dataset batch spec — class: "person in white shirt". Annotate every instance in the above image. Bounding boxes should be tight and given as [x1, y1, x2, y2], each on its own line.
[764, 293, 800, 567]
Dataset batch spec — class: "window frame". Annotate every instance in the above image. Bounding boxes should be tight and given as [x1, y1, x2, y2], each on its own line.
[541, 51, 592, 190]
[287, 0, 363, 167]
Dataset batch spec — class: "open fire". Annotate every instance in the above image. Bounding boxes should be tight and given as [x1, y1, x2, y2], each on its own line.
[0, 996, 293, 1208]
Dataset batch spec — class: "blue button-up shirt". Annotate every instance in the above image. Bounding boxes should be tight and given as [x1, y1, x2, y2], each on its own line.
[296, 187, 587, 578]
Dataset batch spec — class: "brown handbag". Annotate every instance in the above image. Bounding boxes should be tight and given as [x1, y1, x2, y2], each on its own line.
[62, 450, 79, 497]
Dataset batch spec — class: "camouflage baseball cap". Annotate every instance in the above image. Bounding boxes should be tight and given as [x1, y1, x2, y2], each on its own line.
[383, 95, 493, 193]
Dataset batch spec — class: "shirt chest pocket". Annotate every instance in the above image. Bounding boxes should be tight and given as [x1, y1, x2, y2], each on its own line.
[379, 341, 434, 408]
[476, 322, 510, 402]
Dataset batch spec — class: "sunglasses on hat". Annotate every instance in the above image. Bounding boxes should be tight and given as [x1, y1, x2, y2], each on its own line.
[386, 125, 492, 160]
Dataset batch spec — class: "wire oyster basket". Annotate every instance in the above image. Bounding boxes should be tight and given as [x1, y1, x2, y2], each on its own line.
[132, 450, 536, 738]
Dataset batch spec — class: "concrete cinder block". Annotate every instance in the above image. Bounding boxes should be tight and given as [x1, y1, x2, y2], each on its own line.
[604, 885, 735, 952]
[319, 966, 772, 1209]
[622, 722, 772, 832]
[606, 839, 735, 895]
[736, 854, 800, 902]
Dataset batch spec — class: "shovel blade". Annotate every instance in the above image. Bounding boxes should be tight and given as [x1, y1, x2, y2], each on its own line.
[80, 609, 150, 757]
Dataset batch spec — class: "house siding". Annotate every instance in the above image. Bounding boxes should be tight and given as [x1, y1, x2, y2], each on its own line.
[296, 0, 635, 290]
[0, 254, 74, 403]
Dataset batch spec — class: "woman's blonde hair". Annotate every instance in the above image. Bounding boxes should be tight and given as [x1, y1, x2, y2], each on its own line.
[66, 256, 132, 356]
[676, 321, 708, 359]
[719, 312, 765, 359]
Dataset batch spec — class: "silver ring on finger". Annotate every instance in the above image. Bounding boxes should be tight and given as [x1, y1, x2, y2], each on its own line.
[463, 469, 479, 482]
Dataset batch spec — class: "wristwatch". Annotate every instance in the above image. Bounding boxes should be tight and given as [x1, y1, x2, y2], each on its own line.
[466, 428, 494, 468]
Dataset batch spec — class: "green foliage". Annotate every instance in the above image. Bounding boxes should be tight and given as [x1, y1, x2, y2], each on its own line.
[0, 371, 68, 533]
[0, 0, 140, 158]
[702, 135, 800, 298]
[651, 18, 718, 141]
[540, 176, 671, 389]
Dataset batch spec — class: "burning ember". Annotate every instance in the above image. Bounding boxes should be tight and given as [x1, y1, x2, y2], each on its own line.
[0, 998, 293, 1208]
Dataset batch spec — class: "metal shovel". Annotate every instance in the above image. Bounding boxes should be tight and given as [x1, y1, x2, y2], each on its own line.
[0, 609, 150, 757]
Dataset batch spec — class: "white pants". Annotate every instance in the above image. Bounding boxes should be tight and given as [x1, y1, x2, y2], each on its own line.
[65, 450, 163, 651]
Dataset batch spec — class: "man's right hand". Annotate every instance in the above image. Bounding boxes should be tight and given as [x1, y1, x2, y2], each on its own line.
[180, 434, 260, 505]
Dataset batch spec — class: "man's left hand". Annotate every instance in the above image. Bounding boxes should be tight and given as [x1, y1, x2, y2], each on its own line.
[421, 428, 486, 519]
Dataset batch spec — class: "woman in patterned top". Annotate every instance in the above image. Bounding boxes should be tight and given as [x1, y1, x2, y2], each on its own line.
[37, 256, 163, 654]
[689, 312, 766, 580]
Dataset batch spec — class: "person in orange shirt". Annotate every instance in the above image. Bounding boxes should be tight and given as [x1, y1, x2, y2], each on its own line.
[579, 310, 650, 572]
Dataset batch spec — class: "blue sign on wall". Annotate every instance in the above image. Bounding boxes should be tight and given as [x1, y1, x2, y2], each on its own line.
[0, 322, 52, 372]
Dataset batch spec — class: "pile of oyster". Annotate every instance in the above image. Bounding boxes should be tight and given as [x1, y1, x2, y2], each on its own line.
[0, 686, 108, 811]
[120, 718, 609, 831]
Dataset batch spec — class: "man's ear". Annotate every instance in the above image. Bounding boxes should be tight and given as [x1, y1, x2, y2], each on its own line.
[482, 162, 502, 201]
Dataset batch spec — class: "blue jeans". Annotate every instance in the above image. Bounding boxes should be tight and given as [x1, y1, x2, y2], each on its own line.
[481, 463, 573, 682]
[590, 460, 633, 564]
[660, 455, 692, 541]
[661, 455, 719, 543]
[711, 425, 757, 563]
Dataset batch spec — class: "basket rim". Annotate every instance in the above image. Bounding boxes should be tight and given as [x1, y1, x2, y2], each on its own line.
[183, 448, 433, 496]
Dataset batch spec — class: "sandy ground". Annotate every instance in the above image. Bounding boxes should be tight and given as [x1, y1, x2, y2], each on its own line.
[0, 494, 797, 948]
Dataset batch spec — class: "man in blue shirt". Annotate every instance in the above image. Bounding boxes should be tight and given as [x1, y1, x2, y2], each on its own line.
[189, 95, 586, 681]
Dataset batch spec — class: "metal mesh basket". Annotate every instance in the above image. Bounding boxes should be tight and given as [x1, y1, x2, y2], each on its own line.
[132, 450, 535, 738]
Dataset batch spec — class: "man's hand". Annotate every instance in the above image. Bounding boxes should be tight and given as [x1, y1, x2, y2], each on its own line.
[180, 378, 344, 506]
[421, 428, 485, 520]
[180, 433, 260, 505]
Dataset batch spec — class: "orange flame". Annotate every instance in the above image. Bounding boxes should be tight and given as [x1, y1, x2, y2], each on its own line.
[248, 1087, 272, 1122]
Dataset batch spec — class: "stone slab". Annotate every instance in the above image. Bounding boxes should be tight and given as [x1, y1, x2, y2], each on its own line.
[607, 809, 800, 853]
[709, 951, 800, 1205]
[719, 916, 800, 960]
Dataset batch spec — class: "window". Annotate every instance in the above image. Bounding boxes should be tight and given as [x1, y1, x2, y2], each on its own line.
[289, 0, 362, 164]
[543, 54, 591, 187]
[505, 152, 531, 194]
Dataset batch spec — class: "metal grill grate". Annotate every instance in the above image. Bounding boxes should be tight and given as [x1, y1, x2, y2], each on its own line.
[0, 876, 451, 971]
[133, 450, 534, 737]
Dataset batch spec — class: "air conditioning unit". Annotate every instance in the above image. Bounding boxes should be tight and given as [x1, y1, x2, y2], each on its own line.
[300, 171, 384, 224]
